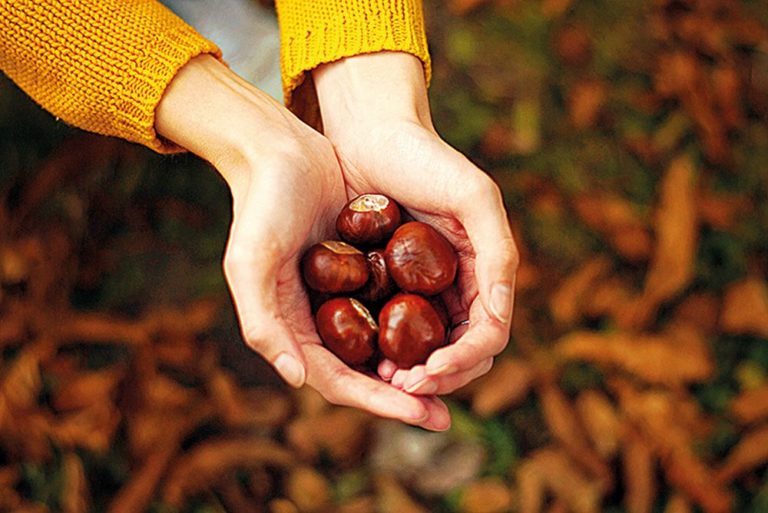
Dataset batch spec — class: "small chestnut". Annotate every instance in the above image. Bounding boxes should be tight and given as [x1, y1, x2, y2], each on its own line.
[336, 194, 402, 246]
[316, 297, 378, 365]
[302, 241, 369, 293]
[357, 249, 396, 304]
[378, 294, 447, 368]
[384, 222, 458, 295]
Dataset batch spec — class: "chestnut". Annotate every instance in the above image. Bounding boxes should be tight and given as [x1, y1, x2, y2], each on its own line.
[357, 249, 395, 304]
[336, 194, 402, 246]
[378, 294, 447, 368]
[384, 222, 458, 295]
[301, 241, 369, 293]
[316, 297, 378, 365]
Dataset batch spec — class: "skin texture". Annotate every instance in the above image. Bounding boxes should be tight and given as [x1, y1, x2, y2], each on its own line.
[313, 52, 519, 400]
[155, 55, 450, 431]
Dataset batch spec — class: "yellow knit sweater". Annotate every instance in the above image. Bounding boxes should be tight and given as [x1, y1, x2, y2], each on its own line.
[0, 0, 430, 152]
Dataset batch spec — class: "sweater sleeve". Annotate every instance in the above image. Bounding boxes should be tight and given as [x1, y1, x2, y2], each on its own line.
[0, 0, 221, 153]
[274, 0, 431, 127]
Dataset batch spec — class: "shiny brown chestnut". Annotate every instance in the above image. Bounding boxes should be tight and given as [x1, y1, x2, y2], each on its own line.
[301, 241, 369, 293]
[384, 222, 458, 295]
[336, 194, 402, 246]
[378, 294, 447, 368]
[316, 297, 378, 365]
[357, 249, 396, 304]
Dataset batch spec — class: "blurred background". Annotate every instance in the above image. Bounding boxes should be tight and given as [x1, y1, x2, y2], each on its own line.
[1, 0, 768, 512]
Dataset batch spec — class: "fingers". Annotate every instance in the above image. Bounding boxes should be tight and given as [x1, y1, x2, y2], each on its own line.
[457, 173, 519, 327]
[303, 344, 454, 428]
[392, 357, 494, 396]
[224, 182, 311, 388]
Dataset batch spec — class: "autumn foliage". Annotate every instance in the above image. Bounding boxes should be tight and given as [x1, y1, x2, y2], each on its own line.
[1, 0, 768, 512]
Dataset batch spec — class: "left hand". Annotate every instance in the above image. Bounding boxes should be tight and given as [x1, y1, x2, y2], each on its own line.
[312, 52, 519, 398]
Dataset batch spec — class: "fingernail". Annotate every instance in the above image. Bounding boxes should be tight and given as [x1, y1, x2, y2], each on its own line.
[490, 282, 513, 324]
[274, 353, 306, 388]
[406, 378, 438, 395]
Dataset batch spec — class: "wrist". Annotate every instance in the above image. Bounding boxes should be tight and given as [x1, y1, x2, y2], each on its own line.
[312, 52, 434, 138]
[156, 55, 318, 186]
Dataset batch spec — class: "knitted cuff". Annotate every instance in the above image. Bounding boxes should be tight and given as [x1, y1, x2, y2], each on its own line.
[275, 0, 431, 126]
[0, 0, 222, 153]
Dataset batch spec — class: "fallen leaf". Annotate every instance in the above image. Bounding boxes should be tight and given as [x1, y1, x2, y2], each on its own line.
[638, 155, 698, 324]
[720, 278, 768, 337]
[550, 257, 612, 325]
[614, 383, 732, 513]
[270, 499, 300, 513]
[286, 466, 331, 513]
[715, 425, 768, 483]
[569, 79, 606, 129]
[516, 449, 602, 513]
[539, 382, 612, 485]
[472, 358, 535, 416]
[163, 438, 294, 506]
[730, 385, 768, 425]
[61, 453, 90, 513]
[664, 494, 693, 513]
[623, 429, 656, 513]
[575, 390, 622, 458]
[459, 477, 514, 513]
[572, 196, 652, 263]
[287, 408, 371, 465]
[375, 474, 429, 513]
[556, 325, 713, 387]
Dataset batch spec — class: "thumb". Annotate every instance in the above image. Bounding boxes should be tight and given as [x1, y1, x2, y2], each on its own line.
[223, 236, 308, 388]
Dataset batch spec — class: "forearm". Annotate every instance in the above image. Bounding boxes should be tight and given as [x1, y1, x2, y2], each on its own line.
[0, 0, 219, 152]
[312, 52, 434, 136]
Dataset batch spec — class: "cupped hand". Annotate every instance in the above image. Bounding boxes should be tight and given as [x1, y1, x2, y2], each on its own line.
[155, 55, 450, 430]
[313, 52, 519, 397]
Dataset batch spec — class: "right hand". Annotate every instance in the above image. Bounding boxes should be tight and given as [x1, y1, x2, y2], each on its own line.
[155, 55, 450, 431]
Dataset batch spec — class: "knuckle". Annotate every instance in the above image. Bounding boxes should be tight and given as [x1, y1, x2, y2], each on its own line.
[241, 324, 268, 354]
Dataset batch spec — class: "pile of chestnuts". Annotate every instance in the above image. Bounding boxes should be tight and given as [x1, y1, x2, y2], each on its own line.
[302, 194, 459, 369]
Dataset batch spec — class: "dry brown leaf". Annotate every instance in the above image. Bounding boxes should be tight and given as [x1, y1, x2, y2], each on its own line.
[56, 313, 150, 346]
[730, 385, 768, 425]
[720, 278, 768, 337]
[338, 497, 376, 513]
[287, 408, 371, 465]
[539, 382, 612, 485]
[61, 453, 90, 513]
[715, 424, 768, 483]
[50, 402, 121, 452]
[550, 257, 612, 325]
[569, 79, 606, 129]
[375, 473, 429, 513]
[582, 275, 635, 321]
[217, 480, 262, 513]
[555, 325, 713, 387]
[575, 390, 621, 458]
[572, 195, 652, 262]
[516, 449, 602, 513]
[208, 371, 291, 428]
[459, 478, 514, 513]
[472, 358, 535, 417]
[286, 466, 331, 513]
[664, 494, 693, 513]
[696, 189, 750, 230]
[108, 443, 179, 513]
[52, 368, 124, 412]
[623, 429, 656, 513]
[163, 438, 293, 506]
[270, 499, 300, 513]
[636, 155, 698, 325]
[614, 383, 732, 513]
[673, 293, 721, 335]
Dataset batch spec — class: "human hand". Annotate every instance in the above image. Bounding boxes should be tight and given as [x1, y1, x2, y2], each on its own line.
[155, 55, 450, 430]
[313, 52, 519, 397]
